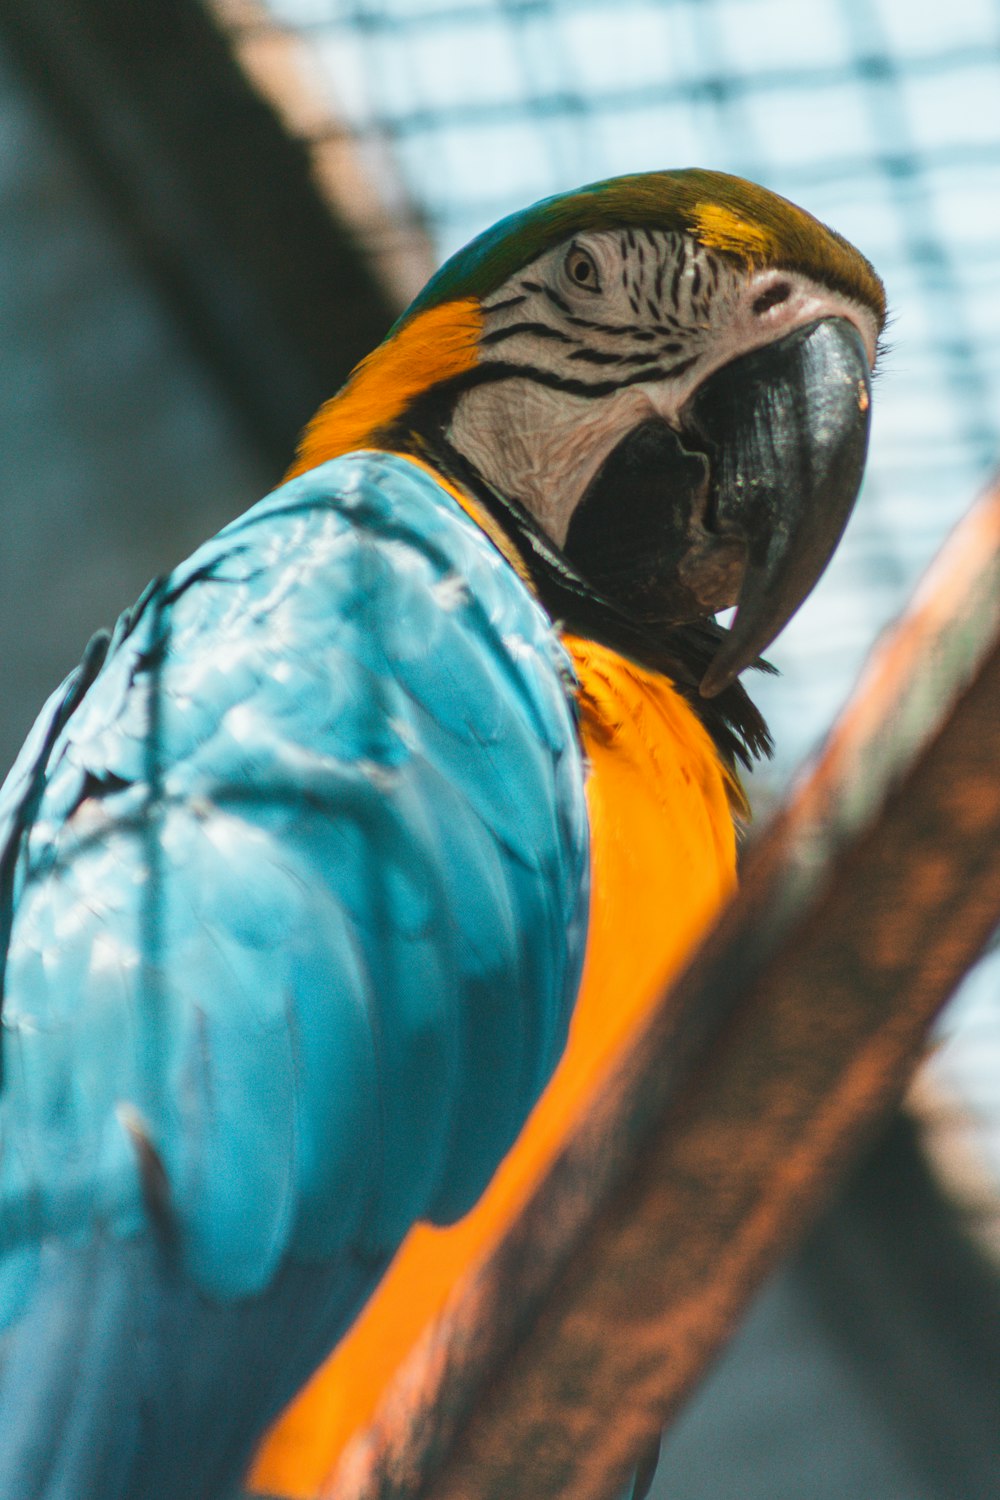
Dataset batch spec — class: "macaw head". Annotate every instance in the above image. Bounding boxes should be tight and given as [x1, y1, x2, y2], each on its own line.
[292, 169, 885, 756]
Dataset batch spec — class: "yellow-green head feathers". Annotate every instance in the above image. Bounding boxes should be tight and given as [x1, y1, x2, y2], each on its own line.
[290, 168, 885, 479]
[401, 169, 886, 331]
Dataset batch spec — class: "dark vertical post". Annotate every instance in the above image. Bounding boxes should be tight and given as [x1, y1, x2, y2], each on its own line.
[0, 0, 399, 469]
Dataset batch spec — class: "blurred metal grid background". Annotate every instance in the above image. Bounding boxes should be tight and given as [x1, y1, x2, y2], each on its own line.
[213, 0, 1000, 1241]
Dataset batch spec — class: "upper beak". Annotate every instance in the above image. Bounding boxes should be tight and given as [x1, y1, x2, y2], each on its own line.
[563, 316, 872, 698]
[681, 316, 872, 697]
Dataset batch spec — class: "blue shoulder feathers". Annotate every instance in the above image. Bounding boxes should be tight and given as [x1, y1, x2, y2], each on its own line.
[0, 453, 589, 1499]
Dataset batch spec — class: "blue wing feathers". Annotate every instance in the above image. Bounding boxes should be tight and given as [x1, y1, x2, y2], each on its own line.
[0, 452, 589, 1497]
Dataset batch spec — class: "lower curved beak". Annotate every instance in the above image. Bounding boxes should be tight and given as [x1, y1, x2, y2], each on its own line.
[681, 316, 872, 697]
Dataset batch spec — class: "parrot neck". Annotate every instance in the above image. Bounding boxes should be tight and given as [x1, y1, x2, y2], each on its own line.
[402, 430, 773, 775]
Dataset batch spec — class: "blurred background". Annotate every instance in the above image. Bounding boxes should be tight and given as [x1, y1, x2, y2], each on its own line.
[1, 0, 998, 1494]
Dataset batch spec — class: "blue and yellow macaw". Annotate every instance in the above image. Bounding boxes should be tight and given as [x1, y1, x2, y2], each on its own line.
[0, 170, 884, 1500]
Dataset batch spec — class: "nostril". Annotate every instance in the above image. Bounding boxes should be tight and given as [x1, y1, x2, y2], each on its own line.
[753, 281, 791, 315]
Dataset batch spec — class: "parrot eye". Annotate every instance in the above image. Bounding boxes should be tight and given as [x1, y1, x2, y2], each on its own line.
[752, 280, 792, 316]
[564, 245, 601, 294]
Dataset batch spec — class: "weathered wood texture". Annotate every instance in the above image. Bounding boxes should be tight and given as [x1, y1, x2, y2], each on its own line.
[323, 476, 1000, 1500]
[0, 0, 398, 470]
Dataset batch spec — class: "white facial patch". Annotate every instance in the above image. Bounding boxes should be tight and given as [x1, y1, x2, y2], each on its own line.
[446, 227, 879, 545]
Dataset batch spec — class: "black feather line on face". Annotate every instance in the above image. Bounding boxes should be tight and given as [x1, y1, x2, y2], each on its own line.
[392, 386, 773, 772]
[480, 321, 577, 348]
[564, 312, 667, 337]
[566, 347, 664, 369]
[427, 357, 701, 402]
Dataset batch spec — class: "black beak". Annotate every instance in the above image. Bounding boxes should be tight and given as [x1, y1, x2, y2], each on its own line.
[682, 317, 872, 697]
[564, 316, 872, 699]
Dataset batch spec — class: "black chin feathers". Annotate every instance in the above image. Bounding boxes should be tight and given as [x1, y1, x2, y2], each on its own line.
[406, 429, 773, 773]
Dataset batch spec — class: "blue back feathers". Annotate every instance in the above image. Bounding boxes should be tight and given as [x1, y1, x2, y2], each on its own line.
[0, 453, 589, 1498]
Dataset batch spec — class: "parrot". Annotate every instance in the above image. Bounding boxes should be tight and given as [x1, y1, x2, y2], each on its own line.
[0, 169, 885, 1500]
